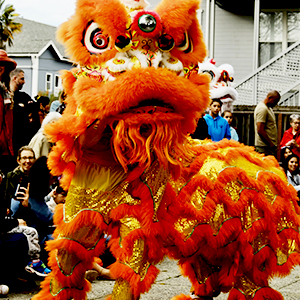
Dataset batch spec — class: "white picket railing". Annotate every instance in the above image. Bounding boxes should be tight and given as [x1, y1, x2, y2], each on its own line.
[234, 41, 300, 106]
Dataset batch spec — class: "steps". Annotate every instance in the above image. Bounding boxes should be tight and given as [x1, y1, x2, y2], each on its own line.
[234, 41, 300, 106]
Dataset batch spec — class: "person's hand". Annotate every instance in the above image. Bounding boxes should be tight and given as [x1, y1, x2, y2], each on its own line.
[16, 183, 30, 207]
[18, 219, 27, 226]
[286, 139, 295, 147]
[47, 186, 57, 198]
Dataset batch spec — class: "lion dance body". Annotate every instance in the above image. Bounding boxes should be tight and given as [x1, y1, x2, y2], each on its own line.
[33, 0, 300, 299]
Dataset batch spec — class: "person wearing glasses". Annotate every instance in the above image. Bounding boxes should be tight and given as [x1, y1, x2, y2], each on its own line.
[280, 114, 300, 159]
[2, 146, 36, 212]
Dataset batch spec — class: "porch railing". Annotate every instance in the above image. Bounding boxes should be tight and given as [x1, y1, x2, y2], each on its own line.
[234, 41, 300, 106]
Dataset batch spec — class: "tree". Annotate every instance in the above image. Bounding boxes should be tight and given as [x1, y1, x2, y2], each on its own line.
[0, 0, 22, 50]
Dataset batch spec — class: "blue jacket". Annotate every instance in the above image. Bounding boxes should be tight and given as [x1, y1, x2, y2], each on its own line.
[204, 114, 231, 142]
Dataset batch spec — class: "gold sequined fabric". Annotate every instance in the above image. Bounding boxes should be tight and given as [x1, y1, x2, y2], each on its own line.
[174, 218, 198, 241]
[119, 218, 151, 280]
[64, 182, 140, 223]
[191, 256, 221, 285]
[56, 249, 82, 276]
[140, 161, 169, 221]
[111, 278, 134, 300]
[241, 202, 261, 232]
[209, 203, 231, 236]
[190, 187, 208, 210]
[236, 275, 262, 299]
[199, 158, 226, 182]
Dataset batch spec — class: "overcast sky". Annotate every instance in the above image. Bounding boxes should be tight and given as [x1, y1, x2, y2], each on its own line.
[9, 0, 160, 27]
[10, 0, 76, 27]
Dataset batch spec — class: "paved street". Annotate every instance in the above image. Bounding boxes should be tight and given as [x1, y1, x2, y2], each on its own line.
[6, 258, 300, 299]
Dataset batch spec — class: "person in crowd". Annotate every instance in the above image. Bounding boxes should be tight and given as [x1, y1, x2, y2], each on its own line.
[10, 156, 54, 249]
[280, 114, 300, 158]
[8, 218, 51, 277]
[279, 146, 293, 170]
[50, 90, 66, 113]
[2, 146, 35, 212]
[190, 112, 210, 140]
[0, 50, 17, 175]
[0, 170, 31, 295]
[34, 95, 50, 124]
[282, 153, 300, 202]
[46, 185, 67, 213]
[26, 101, 41, 141]
[9, 69, 37, 158]
[29, 111, 62, 159]
[254, 90, 281, 157]
[221, 110, 239, 141]
[56, 90, 67, 114]
[203, 99, 231, 142]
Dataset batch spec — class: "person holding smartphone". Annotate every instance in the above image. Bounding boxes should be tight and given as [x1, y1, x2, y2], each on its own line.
[2, 146, 35, 214]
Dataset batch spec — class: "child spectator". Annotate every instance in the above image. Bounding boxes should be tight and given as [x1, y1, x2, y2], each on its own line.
[8, 222, 51, 277]
[0, 170, 30, 293]
[204, 99, 231, 142]
[46, 185, 67, 213]
[221, 110, 239, 141]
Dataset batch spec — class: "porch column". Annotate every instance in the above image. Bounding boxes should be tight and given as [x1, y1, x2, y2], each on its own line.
[31, 55, 39, 97]
[253, 0, 260, 105]
[253, 0, 260, 71]
[209, 0, 215, 58]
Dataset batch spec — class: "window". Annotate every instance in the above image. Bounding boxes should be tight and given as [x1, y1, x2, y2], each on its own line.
[288, 12, 300, 46]
[45, 73, 53, 92]
[259, 10, 300, 66]
[54, 74, 62, 97]
[259, 11, 283, 65]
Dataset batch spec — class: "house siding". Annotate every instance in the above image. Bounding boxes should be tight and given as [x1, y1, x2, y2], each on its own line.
[38, 47, 73, 95]
[9, 57, 33, 97]
[214, 7, 254, 84]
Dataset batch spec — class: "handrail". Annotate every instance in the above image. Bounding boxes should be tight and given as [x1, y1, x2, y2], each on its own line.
[234, 40, 300, 106]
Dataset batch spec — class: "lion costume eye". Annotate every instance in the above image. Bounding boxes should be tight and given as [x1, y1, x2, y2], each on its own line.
[84, 22, 110, 54]
[202, 70, 215, 80]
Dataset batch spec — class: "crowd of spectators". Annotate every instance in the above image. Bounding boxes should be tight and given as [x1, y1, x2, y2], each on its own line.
[0, 51, 114, 296]
[1, 52, 300, 296]
[279, 114, 300, 200]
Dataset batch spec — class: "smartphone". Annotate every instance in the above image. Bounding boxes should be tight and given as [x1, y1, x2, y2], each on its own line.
[14, 184, 20, 197]
[14, 183, 27, 199]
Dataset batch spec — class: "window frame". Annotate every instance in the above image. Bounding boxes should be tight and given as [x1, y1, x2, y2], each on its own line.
[45, 72, 53, 92]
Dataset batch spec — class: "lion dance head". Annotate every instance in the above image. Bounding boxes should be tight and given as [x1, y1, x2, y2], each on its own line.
[46, 0, 210, 188]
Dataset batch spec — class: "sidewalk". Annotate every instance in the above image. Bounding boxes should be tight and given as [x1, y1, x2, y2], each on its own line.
[6, 258, 300, 299]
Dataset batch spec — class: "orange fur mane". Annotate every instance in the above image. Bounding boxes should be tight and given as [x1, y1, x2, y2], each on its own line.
[46, 0, 210, 188]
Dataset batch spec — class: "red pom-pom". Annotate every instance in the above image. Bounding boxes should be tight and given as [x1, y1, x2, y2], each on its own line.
[132, 11, 162, 39]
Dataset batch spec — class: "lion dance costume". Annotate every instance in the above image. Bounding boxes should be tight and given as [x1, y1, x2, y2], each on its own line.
[33, 0, 300, 299]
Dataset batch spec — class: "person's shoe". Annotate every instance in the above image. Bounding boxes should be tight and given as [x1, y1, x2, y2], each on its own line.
[85, 270, 99, 283]
[25, 260, 51, 277]
[0, 284, 9, 296]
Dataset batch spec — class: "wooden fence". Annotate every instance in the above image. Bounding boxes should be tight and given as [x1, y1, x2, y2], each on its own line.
[233, 105, 300, 147]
